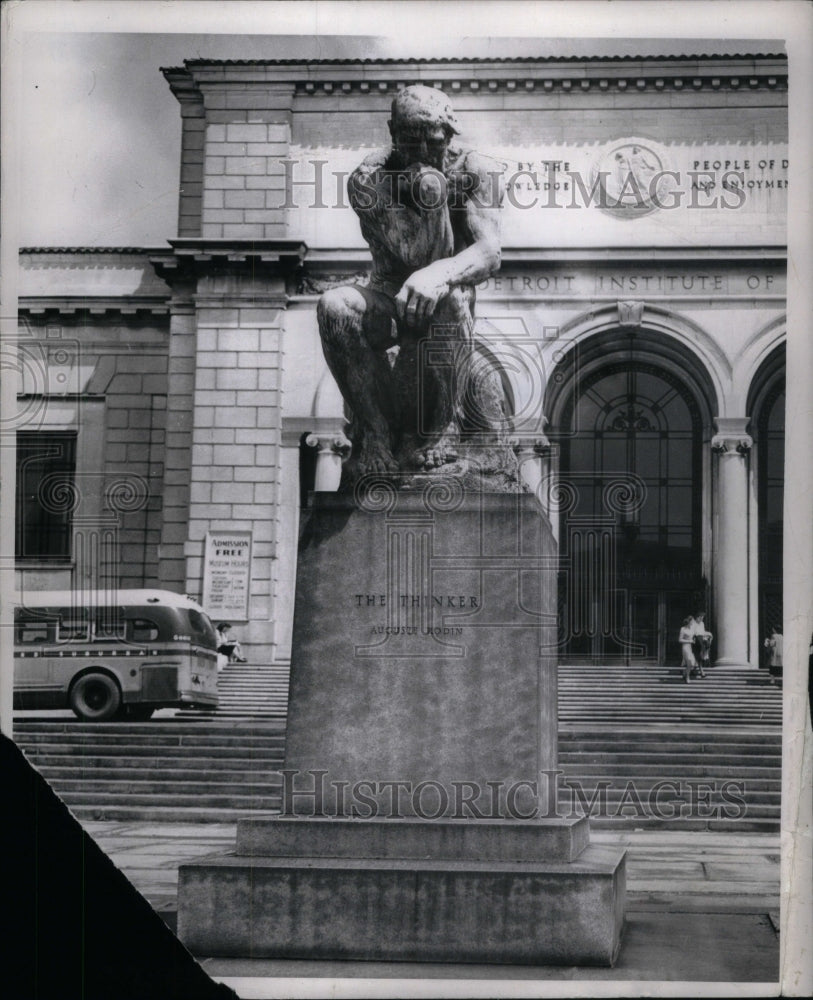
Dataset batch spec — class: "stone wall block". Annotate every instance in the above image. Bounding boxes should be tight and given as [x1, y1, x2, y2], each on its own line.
[234, 462, 276, 481]
[195, 329, 218, 352]
[212, 443, 255, 466]
[225, 157, 267, 176]
[227, 123, 270, 142]
[212, 481, 253, 504]
[187, 503, 234, 520]
[222, 406, 262, 429]
[217, 368, 258, 390]
[203, 190, 225, 210]
[196, 307, 240, 328]
[224, 189, 265, 209]
[195, 389, 235, 407]
[204, 209, 245, 224]
[217, 328, 259, 352]
[191, 444, 214, 465]
[190, 483, 213, 504]
[206, 176, 245, 190]
[195, 368, 216, 389]
[142, 374, 168, 394]
[208, 142, 250, 156]
[247, 175, 286, 190]
[197, 350, 238, 368]
[224, 223, 264, 238]
[234, 389, 274, 407]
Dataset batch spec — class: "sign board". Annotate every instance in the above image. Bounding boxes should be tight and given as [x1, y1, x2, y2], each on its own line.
[202, 531, 252, 621]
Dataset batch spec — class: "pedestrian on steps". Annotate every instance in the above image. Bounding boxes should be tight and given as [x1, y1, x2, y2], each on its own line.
[691, 611, 713, 678]
[679, 616, 697, 683]
[764, 625, 783, 683]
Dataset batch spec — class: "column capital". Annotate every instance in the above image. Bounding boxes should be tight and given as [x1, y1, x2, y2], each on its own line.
[306, 431, 351, 457]
[510, 418, 551, 455]
[711, 417, 753, 454]
[511, 435, 551, 456]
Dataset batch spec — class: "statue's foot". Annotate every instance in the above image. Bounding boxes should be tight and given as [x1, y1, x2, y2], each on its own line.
[417, 430, 460, 469]
[354, 441, 400, 478]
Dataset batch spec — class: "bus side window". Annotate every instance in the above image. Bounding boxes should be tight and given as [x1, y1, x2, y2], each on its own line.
[58, 614, 90, 643]
[95, 607, 125, 641]
[126, 618, 159, 643]
[16, 620, 54, 644]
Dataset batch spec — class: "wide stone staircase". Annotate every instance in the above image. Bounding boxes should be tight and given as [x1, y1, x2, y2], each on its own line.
[14, 662, 782, 827]
[180, 662, 291, 718]
[558, 727, 781, 831]
[14, 720, 286, 822]
[558, 663, 782, 727]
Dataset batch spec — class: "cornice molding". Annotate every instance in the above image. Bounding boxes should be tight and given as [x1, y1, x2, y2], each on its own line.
[163, 56, 787, 99]
[19, 297, 170, 318]
[149, 239, 308, 286]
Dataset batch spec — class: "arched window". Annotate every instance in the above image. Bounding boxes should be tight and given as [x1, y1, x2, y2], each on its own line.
[755, 375, 785, 651]
[556, 359, 705, 663]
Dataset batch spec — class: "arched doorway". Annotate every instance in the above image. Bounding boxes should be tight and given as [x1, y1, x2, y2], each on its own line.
[747, 345, 785, 661]
[548, 330, 715, 665]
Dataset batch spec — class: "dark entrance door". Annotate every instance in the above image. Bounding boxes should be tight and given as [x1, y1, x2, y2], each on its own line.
[757, 381, 784, 659]
[557, 361, 704, 664]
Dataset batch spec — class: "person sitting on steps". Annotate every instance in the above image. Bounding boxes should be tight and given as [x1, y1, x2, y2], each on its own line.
[215, 623, 247, 666]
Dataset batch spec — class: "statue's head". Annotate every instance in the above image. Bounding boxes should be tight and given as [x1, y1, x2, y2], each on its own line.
[388, 85, 459, 170]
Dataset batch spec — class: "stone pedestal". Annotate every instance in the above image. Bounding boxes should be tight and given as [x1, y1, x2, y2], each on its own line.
[177, 488, 626, 965]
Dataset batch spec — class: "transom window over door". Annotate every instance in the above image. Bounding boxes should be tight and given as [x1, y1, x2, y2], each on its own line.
[558, 362, 703, 663]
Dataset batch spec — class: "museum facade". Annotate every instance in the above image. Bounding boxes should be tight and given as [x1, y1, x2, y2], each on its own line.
[16, 49, 787, 668]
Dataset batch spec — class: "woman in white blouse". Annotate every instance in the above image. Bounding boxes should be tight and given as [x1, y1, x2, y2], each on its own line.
[679, 616, 697, 683]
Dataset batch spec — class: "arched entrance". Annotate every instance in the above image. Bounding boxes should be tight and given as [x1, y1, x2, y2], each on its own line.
[548, 329, 716, 664]
[747, 345, 785, 660]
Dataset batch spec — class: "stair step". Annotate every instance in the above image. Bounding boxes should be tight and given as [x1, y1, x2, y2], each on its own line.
[24, 749, 284, 765]
[61, 791, 282, 808]
[35, 765, 283, 781]
[66, 805, 282, 822]
[17, 731, 284, 747]
[559, 760, 781, 783]
[50, 778, 283, 794]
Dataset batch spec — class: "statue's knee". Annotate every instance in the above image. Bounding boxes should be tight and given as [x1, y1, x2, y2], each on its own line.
[317, 286, 365, 340]
[435, 286, 473, 325]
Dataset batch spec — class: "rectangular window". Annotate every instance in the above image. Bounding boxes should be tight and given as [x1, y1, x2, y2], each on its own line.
[57, 611, 90, 643]
[15, 618, 56, 644]
[15, 431, 77, 562]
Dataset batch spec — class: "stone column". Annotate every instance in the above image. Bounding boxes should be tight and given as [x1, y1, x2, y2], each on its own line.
[711, 417, 754, 666]
[151, 242, 306, 664]
[155, 279, 198, 593]
[306, 431, 350, 493]
[513, 422, 558, 546]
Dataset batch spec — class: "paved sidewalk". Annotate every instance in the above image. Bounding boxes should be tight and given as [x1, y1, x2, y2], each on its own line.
[80, 820, 780, 992]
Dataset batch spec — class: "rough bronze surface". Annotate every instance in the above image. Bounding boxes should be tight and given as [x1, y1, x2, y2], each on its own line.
[316, 84, 520, 491]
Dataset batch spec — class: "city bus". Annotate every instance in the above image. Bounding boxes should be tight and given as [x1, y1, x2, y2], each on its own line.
[13, 589, 219, 721]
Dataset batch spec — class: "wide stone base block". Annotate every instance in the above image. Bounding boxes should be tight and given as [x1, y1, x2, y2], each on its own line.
[177, 817, 626, 966]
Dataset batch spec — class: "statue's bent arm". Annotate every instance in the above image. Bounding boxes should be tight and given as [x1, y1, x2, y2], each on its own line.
[394, 155, 504, 325]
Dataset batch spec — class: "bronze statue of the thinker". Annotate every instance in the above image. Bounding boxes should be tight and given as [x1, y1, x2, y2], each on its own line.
[317, 85, 519, 491]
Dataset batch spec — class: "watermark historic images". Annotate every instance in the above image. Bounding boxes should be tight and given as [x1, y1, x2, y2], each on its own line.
[280, 768, 748, 822]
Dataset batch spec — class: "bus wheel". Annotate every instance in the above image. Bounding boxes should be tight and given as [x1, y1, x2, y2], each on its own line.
[123, 706, 154, 721]
[69, 673, 122, 721]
